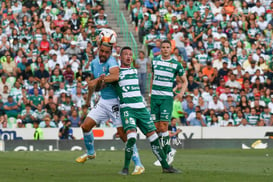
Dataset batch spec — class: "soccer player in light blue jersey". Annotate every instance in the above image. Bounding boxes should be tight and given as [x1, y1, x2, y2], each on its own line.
[75, 37, 144, 175]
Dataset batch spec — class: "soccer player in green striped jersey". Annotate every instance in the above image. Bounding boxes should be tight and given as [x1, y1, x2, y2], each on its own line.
[116, 47, 180, 175]
[150, 40, 188, 166]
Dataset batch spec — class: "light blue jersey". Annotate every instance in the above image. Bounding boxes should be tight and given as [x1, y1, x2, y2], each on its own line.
[90, 56, 119, 99]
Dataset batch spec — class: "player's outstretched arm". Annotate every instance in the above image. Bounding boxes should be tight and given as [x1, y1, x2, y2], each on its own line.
[177, 74, 188, 99]
[102, 67, 119, 83]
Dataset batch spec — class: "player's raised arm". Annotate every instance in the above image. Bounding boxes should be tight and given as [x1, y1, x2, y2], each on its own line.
[101, 66, 119, 83]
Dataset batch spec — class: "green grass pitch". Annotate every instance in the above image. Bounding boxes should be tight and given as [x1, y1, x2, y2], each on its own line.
[0, 149, 272, 182]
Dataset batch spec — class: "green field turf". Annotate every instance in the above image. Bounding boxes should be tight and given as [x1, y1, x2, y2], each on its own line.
[0, 149, 272, 182]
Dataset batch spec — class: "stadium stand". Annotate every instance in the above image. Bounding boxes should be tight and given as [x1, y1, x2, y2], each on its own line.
[0, 0, 273, 130]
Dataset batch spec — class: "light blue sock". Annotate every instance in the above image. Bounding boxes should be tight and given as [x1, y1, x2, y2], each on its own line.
[83, 131, 95, 155]
[131, 144, 143, 167]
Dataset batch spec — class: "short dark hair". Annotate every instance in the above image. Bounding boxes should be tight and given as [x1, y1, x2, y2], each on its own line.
[101, 42, 113, 49]
[161, 40, 172, 47]
[120, 46, 132, 55]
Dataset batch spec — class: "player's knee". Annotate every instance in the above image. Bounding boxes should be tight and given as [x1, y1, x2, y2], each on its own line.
[127, 131, 137, 145]
[146, 131, 156, 138]
[81, 118, 96, 132]
[117, 127, 126, 142]
[160, 122, 168, 132]
[81, 124, 90, 133]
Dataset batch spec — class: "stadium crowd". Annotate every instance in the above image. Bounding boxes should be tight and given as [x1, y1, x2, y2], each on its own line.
[128, 0, 273, 127]
[0, 0, 273, 131]
[0, 0, 111, 130]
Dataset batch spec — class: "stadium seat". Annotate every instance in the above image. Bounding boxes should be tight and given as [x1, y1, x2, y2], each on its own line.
[7, 117, 17, 128]
[25, 123, 33, 128]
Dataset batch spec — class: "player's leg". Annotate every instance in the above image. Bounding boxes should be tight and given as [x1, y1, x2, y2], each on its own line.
[114, 107, 144, 175]
[160, 121, 172, 156]
[75, 116, 96, 163]
[138, 108, 180, 173]
[159, 98, 176, 165]
[119, 129, 137, 175]
[150, 98, 164, 166]
[76, 102, 106, 163]
[146, 131, 179, 173]
[116, 126, 144, 174]
[118, 108, 138, 175]
[117, 126, 126, 142]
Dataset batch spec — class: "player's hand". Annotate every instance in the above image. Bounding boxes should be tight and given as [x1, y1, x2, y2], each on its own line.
[177, 128, 182, 133]
[99, 74, 105, 82]
[88, 78, 99, 88]
[86, 101, 91, 108]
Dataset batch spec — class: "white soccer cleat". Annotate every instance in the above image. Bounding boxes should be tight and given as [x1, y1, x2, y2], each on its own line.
[253, 143, 268, 149]
[154, 148, 177, 166]
[242, 144, 251, 149]
[167, 148, 177, 165]
[153, 160, 161, 167]
[131, 166, 145, 175]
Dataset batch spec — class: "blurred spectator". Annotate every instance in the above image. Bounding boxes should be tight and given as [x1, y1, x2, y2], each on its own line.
[29, 88, 44, 110]
[33, 120, 43, 140]
[188, 111, 207, 126]
[187, 74, 199, 92]
[60, 94, 74, 114]
[34, 63, 50, 82]
[72, 86, 85, 108]
[59, 119, 75, 140]
[39, 34, 51, 53]
[68, 109, 81, 127]
[172, 95, 186, 126]
[3, 95, 18, 118]
[1, 85, 9, 103]
[39, 114, 57, 128]
[52, 113, 61, 128]
[65, 41, 81, 59]
[2, 52, 16, 77]
[220, 112, 234, 127]
[207, 114, 220, 127]
[208, 95, 225, 115]
[16, 119, 25, 128]
[246, 108, 260, 126]
[168, 117, 182, 145]
[19, 104, 35, 125]
[0, 112, 7, 128]
[50, 68, 64, 91]
[63, 65, 74, 83]
[134, 50, 149, 96]
[47, 103, 61, 118]
[33, 104, 47, 123]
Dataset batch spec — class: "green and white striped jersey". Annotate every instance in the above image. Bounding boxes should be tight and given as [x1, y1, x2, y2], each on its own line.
[115, 68, 146, 109]
[246, 114, 259, 125]
[151, 55, 184, 99]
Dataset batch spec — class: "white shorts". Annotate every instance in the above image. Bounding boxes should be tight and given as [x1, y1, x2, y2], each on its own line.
[87, 98, 122, 128]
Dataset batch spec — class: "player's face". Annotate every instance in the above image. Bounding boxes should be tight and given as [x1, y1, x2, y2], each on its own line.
[161, 42, 171, 59]
[121, 49, 133, 67]
[99, 45, 112, 63]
